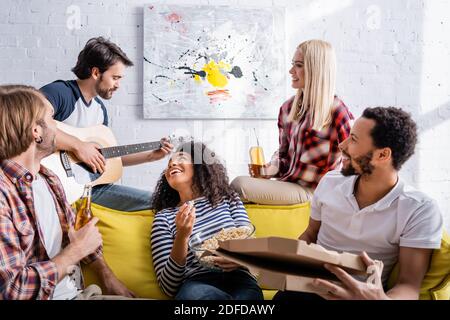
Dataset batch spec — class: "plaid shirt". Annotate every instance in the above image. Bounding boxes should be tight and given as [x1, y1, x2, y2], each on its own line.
[0, 160, 102, 300]
[271, 96, 354, 189]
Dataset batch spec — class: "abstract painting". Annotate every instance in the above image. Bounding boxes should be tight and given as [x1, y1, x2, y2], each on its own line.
[143, 4, 286, 119]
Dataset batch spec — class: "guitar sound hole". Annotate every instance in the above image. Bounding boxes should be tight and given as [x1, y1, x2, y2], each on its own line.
[71, 162, 102, 185]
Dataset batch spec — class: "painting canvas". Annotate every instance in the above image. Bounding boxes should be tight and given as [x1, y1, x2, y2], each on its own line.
[143, 4, 286, 119]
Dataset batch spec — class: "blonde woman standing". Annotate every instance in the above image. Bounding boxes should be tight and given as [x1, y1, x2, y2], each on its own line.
[232, 40, 354, 205]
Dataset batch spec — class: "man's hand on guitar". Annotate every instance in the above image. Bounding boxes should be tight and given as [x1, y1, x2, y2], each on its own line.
[150, 137, 174, 161]
[74, 140, 106, 174]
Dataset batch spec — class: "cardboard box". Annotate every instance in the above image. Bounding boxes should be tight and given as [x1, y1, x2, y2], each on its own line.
[207, 237, 369, 294]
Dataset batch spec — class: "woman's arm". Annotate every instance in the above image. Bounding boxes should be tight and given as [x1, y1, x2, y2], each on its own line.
[228, 194, 251, 225]
[170, 204, 195, 265]
[213, 195, 250, 271]
[150, 204, 194, 297]
[270, 101, 291, 172]
[325, 105, 353, 171]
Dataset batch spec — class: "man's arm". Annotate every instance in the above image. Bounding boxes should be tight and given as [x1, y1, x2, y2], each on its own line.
[86, 257, 136, 297]
[0, 211, 98, 299]
[121, 151, 160, 167]
[121, 139, 173, 167]
[51, 218, 103, 281]
[56, 128, 106, 173]
[386, 247, 432, 299]
[298, 218, 321, 244]
[311, 247, 432, 300]
[0, 208, 59, 300]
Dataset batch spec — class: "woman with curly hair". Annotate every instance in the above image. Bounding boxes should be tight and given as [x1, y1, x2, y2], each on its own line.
[150, 141, 263, 300]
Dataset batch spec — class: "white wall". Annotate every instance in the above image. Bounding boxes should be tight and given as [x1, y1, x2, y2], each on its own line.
[1, 0, 449, 231]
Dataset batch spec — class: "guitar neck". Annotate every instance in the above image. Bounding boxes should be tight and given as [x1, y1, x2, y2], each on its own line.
[100, 141, 162, 159]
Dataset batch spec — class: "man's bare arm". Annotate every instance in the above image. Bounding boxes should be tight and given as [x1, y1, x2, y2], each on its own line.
[386, 247, 432, 299]
[121, 139, 173, 167]
[55, 128, 105, 173]
[298, 218, 321, 244]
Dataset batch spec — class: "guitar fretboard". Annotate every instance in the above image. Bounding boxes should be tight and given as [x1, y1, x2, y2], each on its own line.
[101, 141, 161, 159]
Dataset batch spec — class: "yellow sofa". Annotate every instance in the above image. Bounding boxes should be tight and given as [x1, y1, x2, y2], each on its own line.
[82, 202, 450, 300]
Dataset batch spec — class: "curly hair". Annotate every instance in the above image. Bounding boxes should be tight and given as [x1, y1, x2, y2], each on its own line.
[362, 107, 417, 170]
[151, 141, 237, 212]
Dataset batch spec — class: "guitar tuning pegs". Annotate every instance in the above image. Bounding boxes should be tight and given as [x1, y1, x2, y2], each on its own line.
[167, 131, 194, 149]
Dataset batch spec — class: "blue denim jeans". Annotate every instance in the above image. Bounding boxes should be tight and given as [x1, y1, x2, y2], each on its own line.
[273, 290, 324, 301]
[175, 271, 264, 300]
[91, 184, 152, 212]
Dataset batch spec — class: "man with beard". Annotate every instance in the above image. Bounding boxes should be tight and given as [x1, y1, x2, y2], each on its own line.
[274, 107, 443, 300]
[40, 37, 173, 211]
[0, 85, 136, 299]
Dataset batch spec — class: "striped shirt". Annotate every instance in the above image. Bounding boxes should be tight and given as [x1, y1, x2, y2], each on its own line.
[151, 194, 251, 297]
[271, 96, 354, 189]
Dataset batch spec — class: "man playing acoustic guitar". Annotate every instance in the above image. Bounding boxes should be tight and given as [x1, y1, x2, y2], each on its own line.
[40, 37, 173, 211]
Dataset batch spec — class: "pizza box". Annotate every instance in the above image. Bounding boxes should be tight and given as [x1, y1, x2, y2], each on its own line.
[206, 237, 369, 294]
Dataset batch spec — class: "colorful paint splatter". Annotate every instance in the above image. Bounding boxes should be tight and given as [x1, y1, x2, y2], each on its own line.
[143, 5, 286, 119]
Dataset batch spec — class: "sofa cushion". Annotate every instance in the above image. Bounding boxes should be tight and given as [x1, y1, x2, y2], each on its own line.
[81, 203, 169, 299]
[387, 231, 450, 300]
[245, 202, 310, 239]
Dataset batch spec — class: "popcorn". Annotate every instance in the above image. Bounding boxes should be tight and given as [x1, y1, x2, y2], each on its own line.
[194, 226, 254, 269]
[200, 226, 252, 250]
[187, 200, 194, 210]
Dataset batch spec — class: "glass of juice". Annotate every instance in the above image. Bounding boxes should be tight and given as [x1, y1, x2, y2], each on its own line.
[249, 146, 265, 178]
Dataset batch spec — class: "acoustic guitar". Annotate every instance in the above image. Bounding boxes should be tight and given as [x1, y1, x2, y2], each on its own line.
[41, 121, 189, 204]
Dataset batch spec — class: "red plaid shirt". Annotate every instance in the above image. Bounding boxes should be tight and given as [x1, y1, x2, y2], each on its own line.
[0, 160, 101, 300]
[271, 96, 354, 189]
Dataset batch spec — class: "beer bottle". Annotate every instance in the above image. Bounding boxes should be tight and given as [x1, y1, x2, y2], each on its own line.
[75, 185, 93, 230]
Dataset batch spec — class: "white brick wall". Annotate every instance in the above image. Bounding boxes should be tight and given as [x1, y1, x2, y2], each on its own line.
[0, 0, 449, 232]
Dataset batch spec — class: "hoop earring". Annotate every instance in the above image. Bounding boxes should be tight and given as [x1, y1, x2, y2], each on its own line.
[35, 136, 43, 144]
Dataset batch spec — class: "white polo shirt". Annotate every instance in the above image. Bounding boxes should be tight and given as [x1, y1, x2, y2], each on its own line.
[311, 170, 443, 285]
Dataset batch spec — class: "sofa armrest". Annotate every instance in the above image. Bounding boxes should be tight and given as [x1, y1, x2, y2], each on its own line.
[431, 274, 450, 300]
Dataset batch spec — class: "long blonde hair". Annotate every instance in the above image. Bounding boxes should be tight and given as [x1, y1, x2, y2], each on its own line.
[0, 85, 47, 160]
[288, 40, 337, 131]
